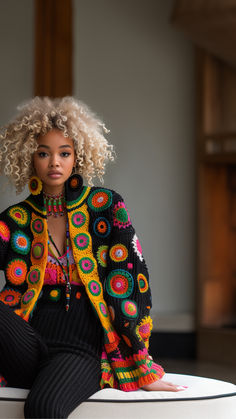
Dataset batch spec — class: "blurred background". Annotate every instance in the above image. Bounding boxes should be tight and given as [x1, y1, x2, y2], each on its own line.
[0, 0, 235, 382]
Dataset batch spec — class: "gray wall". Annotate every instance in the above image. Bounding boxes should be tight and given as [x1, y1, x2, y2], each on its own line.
[0, 0, 34, 283]
[73, 0, 196, 321]
[0, 0, 34, 127]
[0, 0, 34, 207]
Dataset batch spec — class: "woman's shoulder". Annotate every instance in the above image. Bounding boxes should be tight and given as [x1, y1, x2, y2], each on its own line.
[0, 199, 30, 225]
[89, 186, 125, 203]
[87, 186, 131, 226]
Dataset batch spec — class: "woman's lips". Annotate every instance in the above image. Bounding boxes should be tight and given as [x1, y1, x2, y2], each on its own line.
[48, 172, 62, 178]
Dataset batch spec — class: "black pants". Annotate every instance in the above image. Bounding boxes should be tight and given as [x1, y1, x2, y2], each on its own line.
[0, 302, 101, 418]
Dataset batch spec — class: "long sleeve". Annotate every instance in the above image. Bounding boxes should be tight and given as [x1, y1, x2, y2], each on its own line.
[101, 191, 164, 390]
[104, 192, 152, 348]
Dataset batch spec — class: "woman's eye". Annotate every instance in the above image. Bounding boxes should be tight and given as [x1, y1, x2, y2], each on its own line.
[38, 152, 48, 158]
[61, 152, 71, 157]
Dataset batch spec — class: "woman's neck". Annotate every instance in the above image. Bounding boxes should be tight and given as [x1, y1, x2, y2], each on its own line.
[43, 185, 64, 196]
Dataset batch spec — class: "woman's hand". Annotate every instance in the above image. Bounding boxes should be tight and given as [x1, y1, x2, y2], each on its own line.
[142, 378, 187, 392]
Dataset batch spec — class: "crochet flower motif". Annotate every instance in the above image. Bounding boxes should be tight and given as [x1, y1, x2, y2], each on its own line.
[106, 269, 133, 298]
[97, 245, 108, 267]
[49, 288, 61, 302]
[22, 289, 36, 305]
[99, 302, 108, 318]
[28, 176, 42, 195]
[93, 217, 111, 238]
[71, 211, 86, 228]
[0, 288, 21, 306]
[79, 257, 95, 274]
[121, 299, 138, 318]
[109, 244, 128, 263]
[132, 234, 143, 261]
[88, 189, 112, 212]
[32, 242, 44, 260]
[137, 273, 148, 293]
[0, 221, 10, 242]
[74, 233, 90, 251]
[88, 280, 102, 297]
[136, 316, 153, 348]
[27, 268, 41, 285]
[6, 259, 27, 285]
[113, 202, 131, 229]
[32, 219, 44, 234]
[8, 206, 29, 227]
[11, 231, 30, 255]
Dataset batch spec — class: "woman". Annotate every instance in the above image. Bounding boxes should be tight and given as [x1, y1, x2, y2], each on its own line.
[0, 97, 183, 418]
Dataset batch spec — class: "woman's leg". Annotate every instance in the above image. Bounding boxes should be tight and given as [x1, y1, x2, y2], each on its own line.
[24, 351, 101, 419]
[0, 301, 48, 388]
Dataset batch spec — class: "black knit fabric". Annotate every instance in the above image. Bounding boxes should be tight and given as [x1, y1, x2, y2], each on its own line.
[0, 300, 102, 418]
[0, 301, 47, 388]
[24, 352, 101, 419]
[29, 284, 103, 358]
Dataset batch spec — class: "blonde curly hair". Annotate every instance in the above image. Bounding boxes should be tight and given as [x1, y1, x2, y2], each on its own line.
[0, 96, 115, 193]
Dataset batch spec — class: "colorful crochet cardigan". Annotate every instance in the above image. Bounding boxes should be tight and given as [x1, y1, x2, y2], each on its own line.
[0, 177, 164, 391]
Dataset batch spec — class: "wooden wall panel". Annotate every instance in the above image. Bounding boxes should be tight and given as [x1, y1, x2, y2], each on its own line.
[34, 0, 72, 97]
[171, 0, 236, 68]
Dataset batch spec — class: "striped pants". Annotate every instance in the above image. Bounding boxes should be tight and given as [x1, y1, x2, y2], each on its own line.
[0, 302, 102, 418]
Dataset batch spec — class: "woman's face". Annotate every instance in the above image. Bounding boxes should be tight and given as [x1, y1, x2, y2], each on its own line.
[33, 129, 76, 194]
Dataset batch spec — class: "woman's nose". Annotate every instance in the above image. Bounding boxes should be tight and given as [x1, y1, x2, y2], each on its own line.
[49, 155, 59, 167]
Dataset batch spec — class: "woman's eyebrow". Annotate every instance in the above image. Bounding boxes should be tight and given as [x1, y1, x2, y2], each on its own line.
[37, 144, 73, 149]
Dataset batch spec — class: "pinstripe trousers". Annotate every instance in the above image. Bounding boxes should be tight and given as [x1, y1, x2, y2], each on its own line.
[0, 301, 102, 418]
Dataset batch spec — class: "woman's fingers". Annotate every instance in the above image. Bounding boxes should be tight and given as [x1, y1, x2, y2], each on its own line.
[163, 381, 187, 391]
[142, 379, 188, 392]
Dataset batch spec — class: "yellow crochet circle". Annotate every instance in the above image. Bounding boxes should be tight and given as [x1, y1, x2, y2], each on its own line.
[8, 206, 29, 227]
[49, 289, 61, 302]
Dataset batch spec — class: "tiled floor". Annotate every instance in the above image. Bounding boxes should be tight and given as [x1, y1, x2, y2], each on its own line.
[157, 358, 236, 384]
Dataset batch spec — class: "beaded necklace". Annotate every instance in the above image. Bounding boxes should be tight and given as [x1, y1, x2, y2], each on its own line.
[47, 220, 71, 311]
[43, 191, 66, 217]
